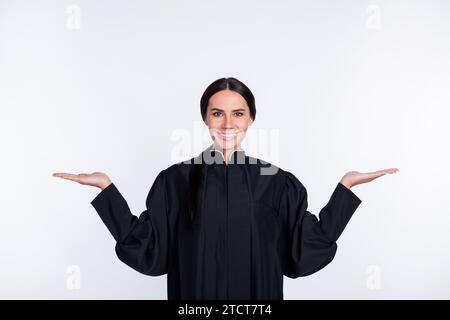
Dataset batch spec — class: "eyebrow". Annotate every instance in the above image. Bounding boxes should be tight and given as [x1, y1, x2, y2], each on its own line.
[210, 107, 246, 112]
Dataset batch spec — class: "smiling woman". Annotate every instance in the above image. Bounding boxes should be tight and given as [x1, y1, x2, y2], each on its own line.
[53, 77, 398, 300]
[200, 78, 255, 161]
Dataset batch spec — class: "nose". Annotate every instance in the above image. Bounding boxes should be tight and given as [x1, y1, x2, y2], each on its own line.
[223, 113, 233, 129]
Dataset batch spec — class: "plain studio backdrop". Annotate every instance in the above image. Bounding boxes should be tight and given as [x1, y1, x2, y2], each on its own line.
[1, 0, 449, 299]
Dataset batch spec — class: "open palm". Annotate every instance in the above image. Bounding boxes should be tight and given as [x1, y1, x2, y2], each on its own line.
[340, 168, 399, 189]
[52, 171, 112, 190]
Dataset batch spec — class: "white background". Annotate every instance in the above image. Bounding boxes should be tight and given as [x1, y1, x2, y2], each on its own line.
[1, 0, 449, 299]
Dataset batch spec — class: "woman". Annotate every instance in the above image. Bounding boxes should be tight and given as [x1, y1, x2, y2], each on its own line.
[53, 77, 398, 300]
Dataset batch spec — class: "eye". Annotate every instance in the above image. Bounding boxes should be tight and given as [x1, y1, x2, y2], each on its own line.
[234, 112, 244, 117]
[212, 111, 222, 117]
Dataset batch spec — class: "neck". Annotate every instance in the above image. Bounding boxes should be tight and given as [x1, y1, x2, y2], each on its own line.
[212, 143, 241, 164]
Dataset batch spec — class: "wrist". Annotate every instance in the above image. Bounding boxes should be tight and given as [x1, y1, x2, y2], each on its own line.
[340, 179, 352, 189]
[99, 180, 112, 190]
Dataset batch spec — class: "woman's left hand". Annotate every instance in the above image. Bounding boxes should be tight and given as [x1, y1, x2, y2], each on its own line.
[340, 168, 399, 189]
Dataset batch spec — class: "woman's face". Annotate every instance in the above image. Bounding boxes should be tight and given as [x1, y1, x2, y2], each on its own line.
[204, 89, 253, 151]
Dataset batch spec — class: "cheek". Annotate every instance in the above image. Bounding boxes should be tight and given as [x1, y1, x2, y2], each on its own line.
[237, 119, 251, 131]
[206, 117, 220, 128]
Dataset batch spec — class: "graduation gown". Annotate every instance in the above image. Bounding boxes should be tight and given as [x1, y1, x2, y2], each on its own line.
[90, 144, 362, 300]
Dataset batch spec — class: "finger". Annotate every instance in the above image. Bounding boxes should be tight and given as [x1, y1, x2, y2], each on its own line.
[385, 168, 399, 174]
[376, 169, 398, 176]
[53, 172, 71, 178]
[53, 173, 81, 183]
[363, 168, 401, 181]
[361, 171, 386, 178]
[366, 168, 399, 176]
[381, 168, 398, 173]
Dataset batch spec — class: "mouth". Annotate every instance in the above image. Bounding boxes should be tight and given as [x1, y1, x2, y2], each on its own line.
[218, 132, 238, 141]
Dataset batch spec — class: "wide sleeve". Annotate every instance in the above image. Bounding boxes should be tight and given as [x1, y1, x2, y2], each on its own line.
[90, 170, 169, 276]
[278, 171, 362, 278]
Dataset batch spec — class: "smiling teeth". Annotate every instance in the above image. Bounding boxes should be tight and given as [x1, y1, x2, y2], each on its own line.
[219, 133, 237, 140]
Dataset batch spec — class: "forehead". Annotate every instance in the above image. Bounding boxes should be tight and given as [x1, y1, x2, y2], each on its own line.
[208, 90, 248, 109]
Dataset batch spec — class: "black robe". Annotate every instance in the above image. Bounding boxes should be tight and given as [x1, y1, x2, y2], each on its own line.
[91, 144, 362, 300]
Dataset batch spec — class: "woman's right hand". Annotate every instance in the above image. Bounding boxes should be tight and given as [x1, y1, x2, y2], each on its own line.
[52, 171, 112, 190]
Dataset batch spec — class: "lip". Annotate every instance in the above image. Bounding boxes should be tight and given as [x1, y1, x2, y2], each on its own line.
[218, 132, 237, 141]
